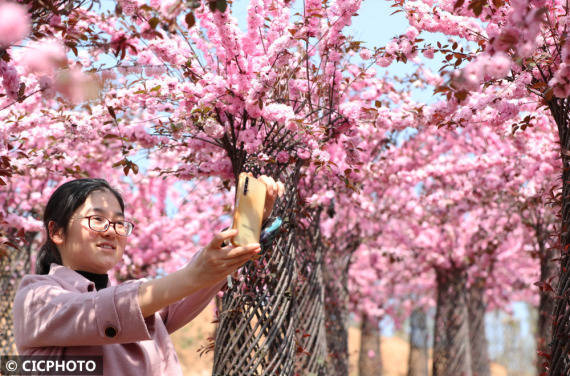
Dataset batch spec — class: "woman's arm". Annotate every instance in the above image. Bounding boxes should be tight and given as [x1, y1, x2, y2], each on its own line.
[136, 228, 260, 318]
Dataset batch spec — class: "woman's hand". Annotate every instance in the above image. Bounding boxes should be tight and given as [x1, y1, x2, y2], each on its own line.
[256, 175, 285, 221]
[184, 228, 261, 289]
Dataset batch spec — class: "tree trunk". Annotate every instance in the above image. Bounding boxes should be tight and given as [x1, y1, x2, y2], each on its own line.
[323, 228, 359, 376]
[548, 97, 570, 376]
[432, 267, 472, 376]
[467, 278, 490, 376]
[323, 261, 350, 376]
[537, 243, 558, 375]
[358, 313, 382, 376]
[407, 308, 429, 376]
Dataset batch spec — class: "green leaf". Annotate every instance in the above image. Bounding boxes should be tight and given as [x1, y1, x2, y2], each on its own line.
[150, 85, 161, 92]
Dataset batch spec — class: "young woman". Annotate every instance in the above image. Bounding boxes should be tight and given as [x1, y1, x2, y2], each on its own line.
[13, 177, 283, 375]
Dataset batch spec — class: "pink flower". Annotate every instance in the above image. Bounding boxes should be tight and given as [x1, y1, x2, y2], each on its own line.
[553, 83, 570, 98]
[376, 56, 393, 67]
[517, 42, 534, 58]
[0, 61, 20, 99]
[38, 76, 55, 98]
[203, 118, 225, 138]
[137, 50, 161, 66]
[359, 48, 372, 60]
[262, 103, 295, 124]
[297, 148, 311, 160]
[423, 48, 434, 59]
[118, 0, 138, 16]
[405, 26, 419, 40]
[49, 14, 62, 27]
[385, 41, 399, 55]
[277, 151, 289, 164]
[21, 39, 67, 75]
[493, 28, 519, 53]
[486, 53, 511, 78]
[52, 67, 99, 103]
[314, 149, 330, 162]
[0, 3, 31, 47]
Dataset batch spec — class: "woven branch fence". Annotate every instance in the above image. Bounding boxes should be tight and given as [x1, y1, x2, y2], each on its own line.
[1, 240, 32, 355]
[212, 162, 329, 376]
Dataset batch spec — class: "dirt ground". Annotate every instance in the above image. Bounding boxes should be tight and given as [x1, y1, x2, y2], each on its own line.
[171, 304, 508, 376]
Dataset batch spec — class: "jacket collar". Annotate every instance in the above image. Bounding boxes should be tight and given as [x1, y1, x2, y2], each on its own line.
[48, 263, 109, 292]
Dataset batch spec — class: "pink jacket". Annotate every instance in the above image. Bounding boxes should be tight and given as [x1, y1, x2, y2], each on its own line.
[13, 263, 223, 375]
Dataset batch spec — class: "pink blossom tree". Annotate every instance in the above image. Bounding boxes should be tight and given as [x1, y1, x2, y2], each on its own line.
[370, 113, 556, 375]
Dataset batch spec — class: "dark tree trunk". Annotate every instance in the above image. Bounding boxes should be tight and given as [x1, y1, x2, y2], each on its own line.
[537, 242, 558, 375]
[323, 229, 360, 376]
[323, 259, 350, 376]
[548, 97, 570, 376]
[358, 313, 382, 376]
[467, 278, 490, 376]
[432, 267, 472, 376]
[407, 308, 429, 376]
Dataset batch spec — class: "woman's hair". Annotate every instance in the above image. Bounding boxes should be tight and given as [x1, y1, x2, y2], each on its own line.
[36, 178, 125, 275]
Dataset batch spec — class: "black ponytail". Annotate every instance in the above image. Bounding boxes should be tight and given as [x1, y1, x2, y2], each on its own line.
[35, 239, 63, 275]
[36, 178, 125, 274]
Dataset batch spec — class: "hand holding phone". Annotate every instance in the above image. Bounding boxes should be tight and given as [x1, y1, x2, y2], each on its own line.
[231, 173, 267, 247]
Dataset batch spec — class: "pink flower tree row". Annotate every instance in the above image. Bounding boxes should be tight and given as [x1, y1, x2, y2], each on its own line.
[366, 0, 570, 371]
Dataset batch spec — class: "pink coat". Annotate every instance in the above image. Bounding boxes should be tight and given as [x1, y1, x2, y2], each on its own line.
[13, 263, 224, 375]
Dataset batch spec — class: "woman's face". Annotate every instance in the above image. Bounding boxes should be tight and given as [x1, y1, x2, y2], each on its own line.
[51, 189, 127, 274]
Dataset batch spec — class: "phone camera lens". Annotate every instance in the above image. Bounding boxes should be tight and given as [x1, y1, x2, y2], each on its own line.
[244, 176, 249, 195]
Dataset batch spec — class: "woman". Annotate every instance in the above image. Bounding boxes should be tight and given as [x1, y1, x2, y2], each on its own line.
[13, 177, 283, 375]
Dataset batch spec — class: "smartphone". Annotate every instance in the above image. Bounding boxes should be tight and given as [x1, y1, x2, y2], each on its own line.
[231, 173, 267, 247]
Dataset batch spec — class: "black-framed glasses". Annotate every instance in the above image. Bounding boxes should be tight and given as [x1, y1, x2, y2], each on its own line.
[81, 215, 134, 236]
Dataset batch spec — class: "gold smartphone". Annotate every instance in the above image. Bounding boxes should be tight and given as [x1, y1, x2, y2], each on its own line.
[231, 173, 267, 247]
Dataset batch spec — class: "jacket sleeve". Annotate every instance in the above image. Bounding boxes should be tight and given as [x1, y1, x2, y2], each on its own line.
[159, 280, 225, 334]
[13, 275, 155, 349]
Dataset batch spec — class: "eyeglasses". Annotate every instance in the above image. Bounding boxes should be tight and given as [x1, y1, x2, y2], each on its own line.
[80, 215, 135, 236]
